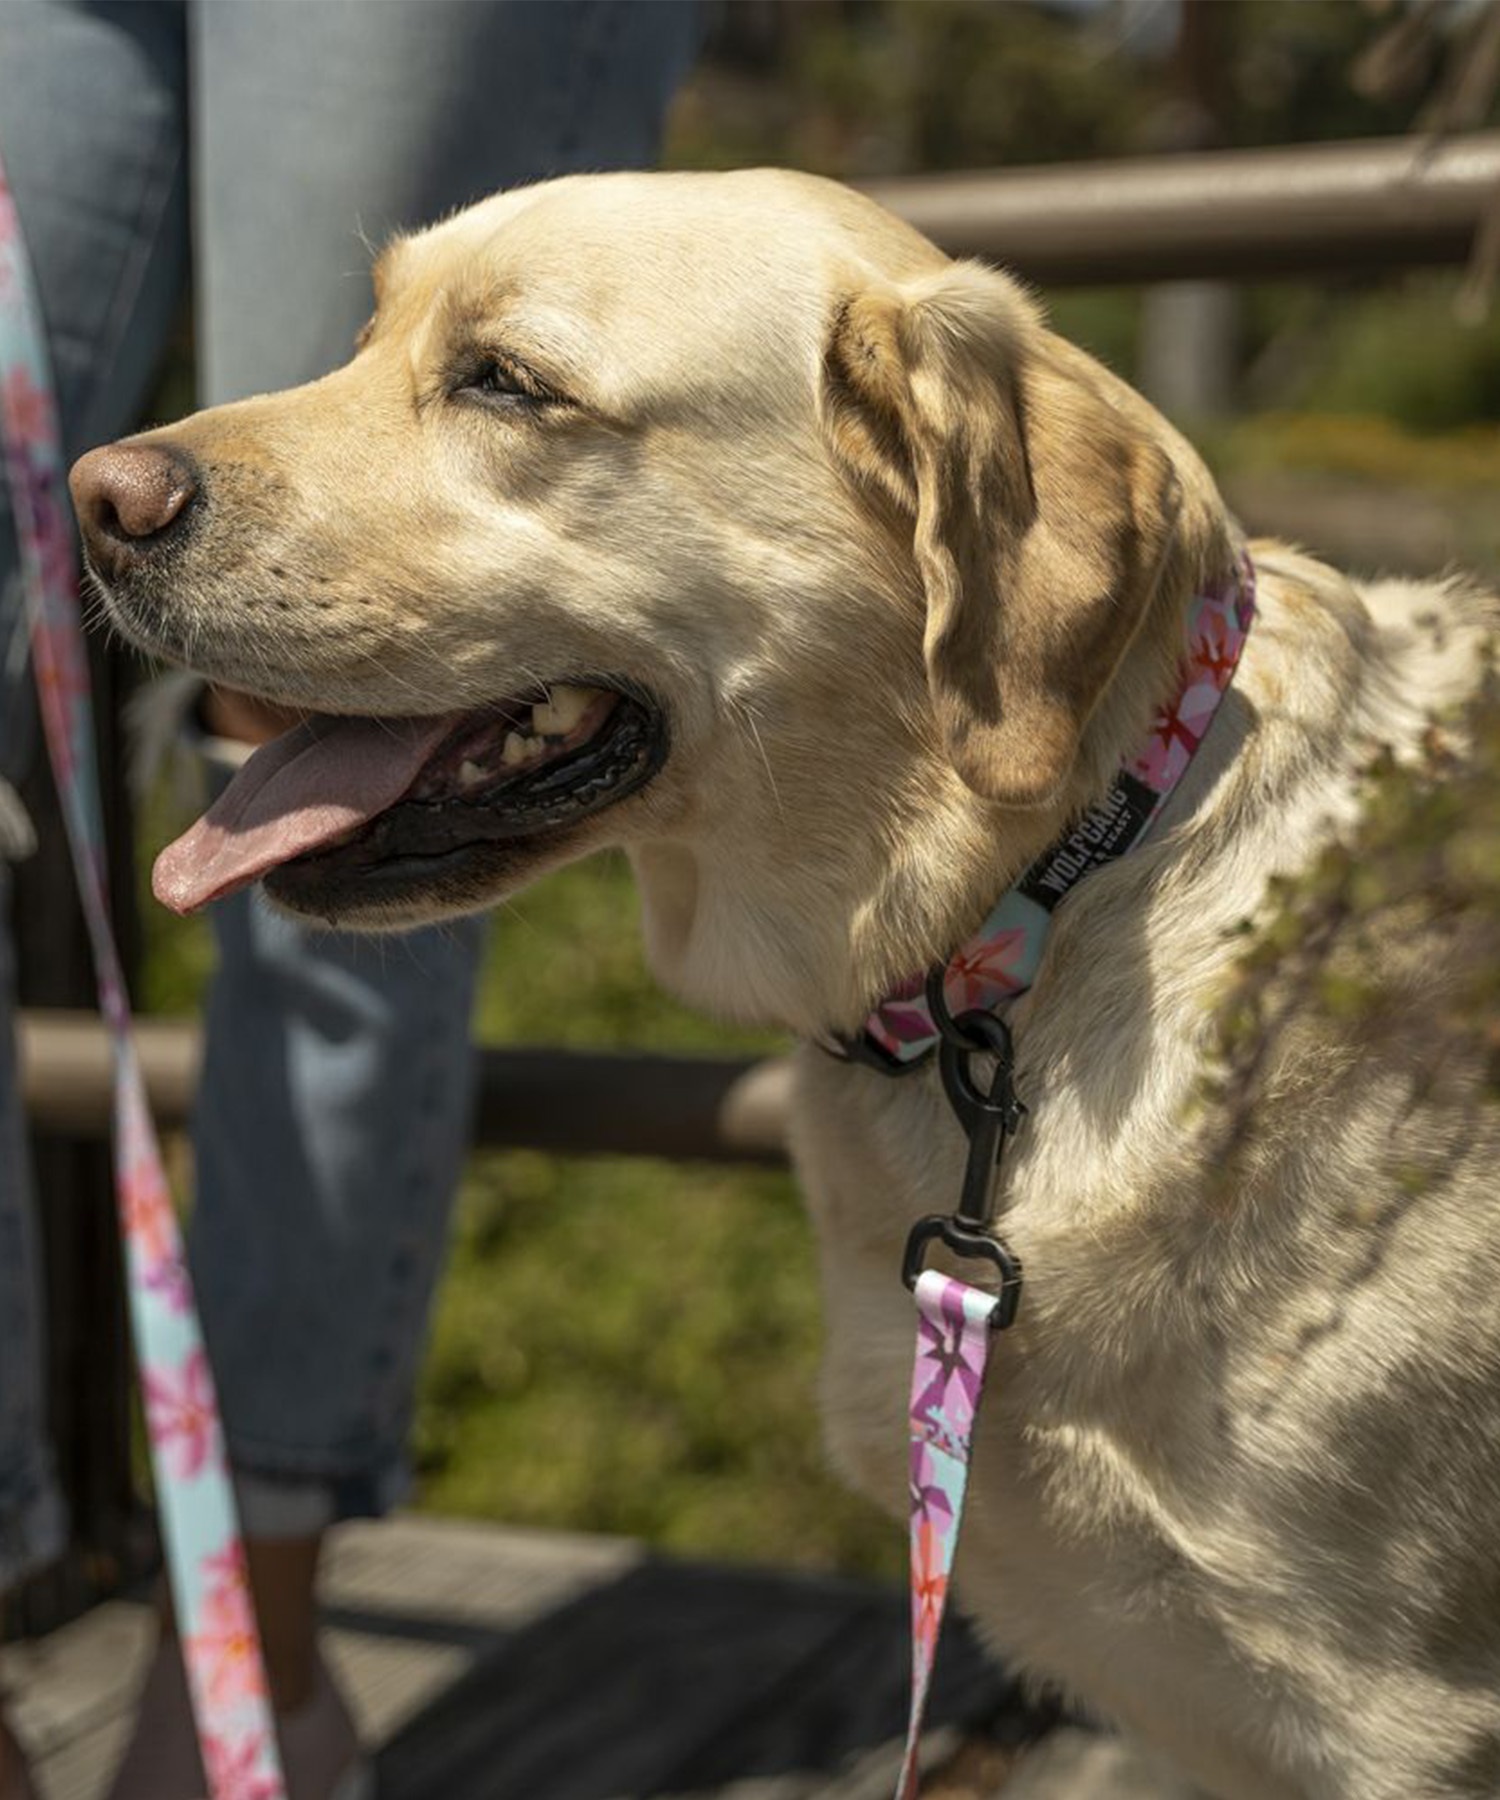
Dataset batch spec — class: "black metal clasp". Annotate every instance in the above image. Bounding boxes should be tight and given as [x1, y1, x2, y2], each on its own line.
[902, 1215, 1023, 1329]
[938, 1010, 1027, 1219]
[902, 976, 1027, 1329]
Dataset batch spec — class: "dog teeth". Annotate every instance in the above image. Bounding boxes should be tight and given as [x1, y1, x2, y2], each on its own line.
[501, 732, 530, 767]
[531, 684, 594, 737]
[458, 759, 490, 790]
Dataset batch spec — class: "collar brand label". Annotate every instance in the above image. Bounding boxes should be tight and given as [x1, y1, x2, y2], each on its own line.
[1017, 771, 1158, 914]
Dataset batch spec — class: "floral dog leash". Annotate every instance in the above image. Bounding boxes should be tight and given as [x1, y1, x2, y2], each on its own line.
[887, 556, 1255, 1796]
[0, 159, 288, 1800]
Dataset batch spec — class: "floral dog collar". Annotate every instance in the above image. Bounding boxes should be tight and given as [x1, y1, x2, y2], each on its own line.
[845, 550, 1256, 1070]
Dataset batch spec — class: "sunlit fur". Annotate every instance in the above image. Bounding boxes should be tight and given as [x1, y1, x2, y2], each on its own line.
[92, 171, 1500, 1799]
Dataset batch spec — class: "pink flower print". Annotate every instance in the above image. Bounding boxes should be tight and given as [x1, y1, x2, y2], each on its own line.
[916, 1404, 968, 1464]
[12, 456, 76, 605]
[1, 365, 51, 447]
[1131, 592, 1249, 789]
[190, 1545, 271, 1711]
[1192, 614, 1241, 691]
[911, 1515, 950, 1640]
[913, 1313, 982, 1438]
[1131, 693, 1201, 790]
[875, 997, 939, 1051]
[910, 1439, 955, 1533]
[198, 1541, 257, 1611]
[886, 971, 927, 1005]
[143, 1348, 220, 1481]
[144, 1251, 193, 1316]
[121, 1173, 175, 1274]
[868, 970, 935, 1054]
[32, 661, 87, 787]
[203, 1731, 280, 1800]
[200, 1541, 253, 1593]
[943, 928, 1027, 1015]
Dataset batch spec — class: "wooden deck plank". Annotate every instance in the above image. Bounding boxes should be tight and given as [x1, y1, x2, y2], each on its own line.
[0, 1602, 152, 1761]
[653, 1589, 1007, 1791]
[2, 1515, 1041, 1800]
[377, 1561, 858, 1799]
[377, 1556, 1017, 1800]
[4, 1516, 642, 1800]
[18, 1715, 131, 1800]
[320, 1514, 646, 1747]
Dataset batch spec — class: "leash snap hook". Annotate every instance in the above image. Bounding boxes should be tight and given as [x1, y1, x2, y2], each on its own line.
[936, 1007, 1027, 1157]
[903, 999, 1027, 1329]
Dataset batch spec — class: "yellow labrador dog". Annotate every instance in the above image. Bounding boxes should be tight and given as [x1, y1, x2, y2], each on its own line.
[71, 171, 1500, 1800]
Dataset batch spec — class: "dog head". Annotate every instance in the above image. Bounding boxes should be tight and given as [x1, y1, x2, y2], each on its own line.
[73, 169, 1231, 1028]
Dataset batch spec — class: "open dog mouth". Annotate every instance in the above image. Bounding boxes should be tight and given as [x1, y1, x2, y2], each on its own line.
[152, 681, 667, 915]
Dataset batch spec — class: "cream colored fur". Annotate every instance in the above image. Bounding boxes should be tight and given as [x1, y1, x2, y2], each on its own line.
[87, 170, 1500, 1799]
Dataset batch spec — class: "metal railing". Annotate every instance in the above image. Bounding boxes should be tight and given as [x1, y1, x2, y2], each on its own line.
[19, 1011, 792, 1164]
[863, 132, 1500, 285]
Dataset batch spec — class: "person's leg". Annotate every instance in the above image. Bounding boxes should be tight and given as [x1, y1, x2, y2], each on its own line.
[191, 0, 702, 404]
[188, 0, 701, 1538]
[0, 3, 191, 1793]
[0, 1, 189, 460]
[109, 5, 701, 1797]
[190, 876, 486, 1563]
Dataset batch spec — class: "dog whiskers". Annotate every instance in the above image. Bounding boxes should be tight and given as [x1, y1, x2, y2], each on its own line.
[729, 698, 786, 828]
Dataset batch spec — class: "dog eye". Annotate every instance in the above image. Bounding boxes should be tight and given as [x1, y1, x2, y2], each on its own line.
[455, 357, 558, 410]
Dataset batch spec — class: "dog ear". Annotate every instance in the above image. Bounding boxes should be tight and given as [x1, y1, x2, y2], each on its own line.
[823, 261, 1180, 808]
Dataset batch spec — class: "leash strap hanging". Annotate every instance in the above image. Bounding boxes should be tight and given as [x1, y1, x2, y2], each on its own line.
[0, 159, 288, 1800]
[893, 991, 1023, 1797]
[896, 1270, 999, 1800]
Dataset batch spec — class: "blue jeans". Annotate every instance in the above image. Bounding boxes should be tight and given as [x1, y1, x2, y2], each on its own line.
[0, 0, 699, 1580]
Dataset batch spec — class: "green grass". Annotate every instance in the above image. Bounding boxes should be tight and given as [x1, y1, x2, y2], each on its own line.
[413, 1144, 898, 1575]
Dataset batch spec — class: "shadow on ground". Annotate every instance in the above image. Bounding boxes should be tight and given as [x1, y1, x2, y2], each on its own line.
[372, 1556, 1059, 1800]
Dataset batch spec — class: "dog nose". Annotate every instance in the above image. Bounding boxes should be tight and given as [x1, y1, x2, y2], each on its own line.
[69, 442, 198, 579]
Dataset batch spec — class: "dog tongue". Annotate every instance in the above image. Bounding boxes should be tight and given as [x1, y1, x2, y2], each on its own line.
[152, 713, 456, 914]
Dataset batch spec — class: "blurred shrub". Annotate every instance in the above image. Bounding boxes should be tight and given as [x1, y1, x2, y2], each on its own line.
[1285, 278, 1500, 431]
[1211, 656, 1500, 1196]
[667, 0, 1452, 180]
[667, 0, 1162, 177]
[1213, 411, 1500, 487]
